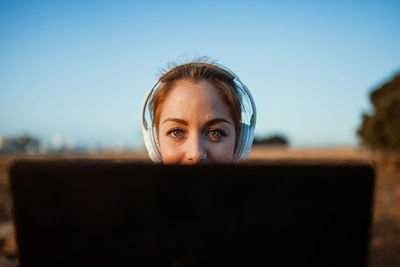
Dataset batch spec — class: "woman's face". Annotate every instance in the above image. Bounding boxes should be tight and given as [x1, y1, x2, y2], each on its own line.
[158, 79, 236, 164]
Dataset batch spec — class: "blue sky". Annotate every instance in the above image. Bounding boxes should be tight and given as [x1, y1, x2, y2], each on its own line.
[1, 0, 399, 149]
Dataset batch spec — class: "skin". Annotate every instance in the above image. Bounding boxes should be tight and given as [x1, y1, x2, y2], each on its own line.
[158, 79, 236, 164]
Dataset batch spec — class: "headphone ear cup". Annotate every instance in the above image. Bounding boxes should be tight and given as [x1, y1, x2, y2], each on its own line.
[234, 123, 249, 160]
[145, 126, 162, 162]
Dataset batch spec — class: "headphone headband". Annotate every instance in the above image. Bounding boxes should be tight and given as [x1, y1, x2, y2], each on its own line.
[141, 61, 257, 162]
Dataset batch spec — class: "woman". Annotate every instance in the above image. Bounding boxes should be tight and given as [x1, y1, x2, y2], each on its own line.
[141, 60, 256, 164]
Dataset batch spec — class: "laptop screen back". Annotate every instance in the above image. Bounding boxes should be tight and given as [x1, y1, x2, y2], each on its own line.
[9, 160, 374, 267]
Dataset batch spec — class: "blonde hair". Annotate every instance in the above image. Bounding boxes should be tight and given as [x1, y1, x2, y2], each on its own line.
[149, 61, 242, 144]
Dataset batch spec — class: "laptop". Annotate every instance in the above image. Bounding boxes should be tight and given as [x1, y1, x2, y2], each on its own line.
[9, 160, 374, 267]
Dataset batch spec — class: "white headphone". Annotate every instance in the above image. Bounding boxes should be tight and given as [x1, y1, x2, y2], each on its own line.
[141, 61, 257, 162]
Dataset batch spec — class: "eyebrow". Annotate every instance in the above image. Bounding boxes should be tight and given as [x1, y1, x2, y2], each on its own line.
[204, 118, 232, 128]
[162, 118, 232, 127]
[162, 118, 188, 126]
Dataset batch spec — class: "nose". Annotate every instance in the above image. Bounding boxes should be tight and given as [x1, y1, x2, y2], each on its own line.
[184, 133, 207, 164]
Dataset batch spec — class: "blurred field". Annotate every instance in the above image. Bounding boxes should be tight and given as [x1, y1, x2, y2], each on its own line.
[0, 147, 399, 267]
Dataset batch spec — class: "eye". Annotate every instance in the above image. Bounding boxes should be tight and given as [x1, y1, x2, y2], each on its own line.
[172, 130, 183, 137]
[209, 130, 221, 138]
[207, 129, 226, 141]
[167, 128, 184, 138]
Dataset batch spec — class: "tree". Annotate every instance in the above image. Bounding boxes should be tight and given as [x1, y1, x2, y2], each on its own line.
[253, 134, 289, 146]
[357, 73, 400, 152]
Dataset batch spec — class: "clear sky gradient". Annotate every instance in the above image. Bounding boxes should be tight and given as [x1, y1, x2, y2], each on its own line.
[1, 0, 399, 150]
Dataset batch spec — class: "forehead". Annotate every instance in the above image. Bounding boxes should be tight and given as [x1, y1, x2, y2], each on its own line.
[158, 79, 233, 123]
